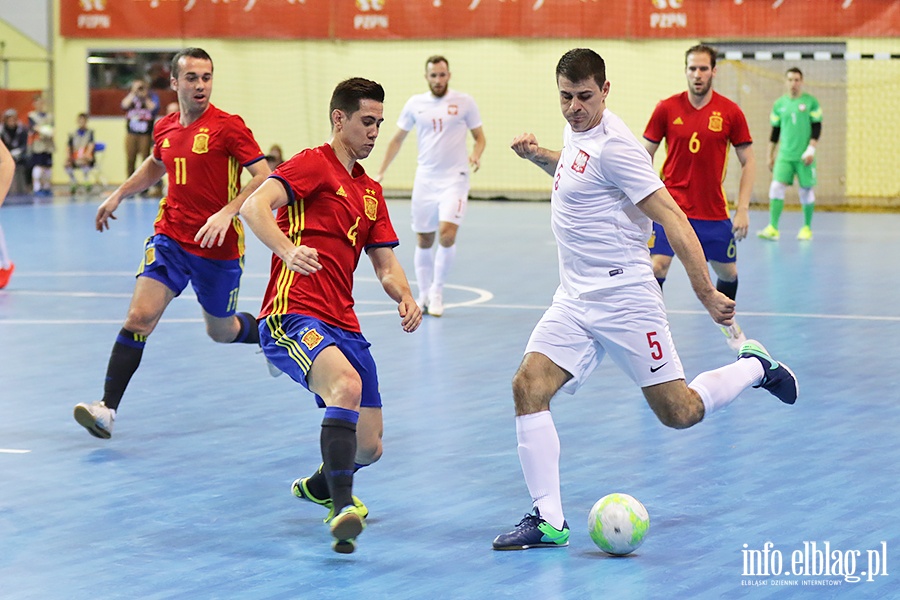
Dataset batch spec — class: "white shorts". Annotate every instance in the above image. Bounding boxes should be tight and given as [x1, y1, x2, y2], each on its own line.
[525, 281, 685, 394]
[410, 171, 470, 233]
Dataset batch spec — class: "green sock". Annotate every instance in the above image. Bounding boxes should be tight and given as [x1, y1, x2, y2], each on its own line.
[769, 199, 784, 229]
[802, 203, 814, 228]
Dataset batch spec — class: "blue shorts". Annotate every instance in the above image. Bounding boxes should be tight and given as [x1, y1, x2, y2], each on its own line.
[259, 314, 383, 409]
[649, 219, 736, 263]
[137, 233, 243, 318]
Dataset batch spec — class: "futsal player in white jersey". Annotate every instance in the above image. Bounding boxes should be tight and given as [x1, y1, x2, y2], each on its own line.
[375, 56, 486, 317]
[492, 48, 799, 551]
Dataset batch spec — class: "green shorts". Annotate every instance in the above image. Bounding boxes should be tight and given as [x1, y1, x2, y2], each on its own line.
[773, 158, 816, 188]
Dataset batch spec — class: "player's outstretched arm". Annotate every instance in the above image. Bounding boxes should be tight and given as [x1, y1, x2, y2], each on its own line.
[196, 158, 271, 248]
[510, 133, 559, 177]
[95, 155, 166, 232]
[638, 187, 735, 326]
[241, 178, 322, 276]
[367, 246, 421, 333]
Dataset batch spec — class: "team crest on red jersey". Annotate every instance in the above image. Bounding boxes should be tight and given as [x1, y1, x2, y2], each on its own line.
[571, 150, 590, 173]
[708, 112, 723, 132]
[192, 130, 210, 154]
[364, 193, 378, 221]
[301, 328, 324, 350]
[448, 104, 458, 115]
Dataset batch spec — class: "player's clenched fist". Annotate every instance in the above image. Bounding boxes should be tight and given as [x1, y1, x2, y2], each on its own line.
[510, 133, 540, 160]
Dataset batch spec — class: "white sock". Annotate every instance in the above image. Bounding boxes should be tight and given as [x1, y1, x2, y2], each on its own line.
[516, 411, 565, 529]
[0, 223, 10, 268]
[32, 166, 42, 192]
[690, 357, 764, 417]
[433, 244, 457, 290]
[414, 246, 434, 298]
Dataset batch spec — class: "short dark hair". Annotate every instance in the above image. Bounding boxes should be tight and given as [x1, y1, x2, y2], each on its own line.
[77, 112, 88, 120]
[786, 67, 803, 78]
[556, 48, 606, 88]
[425, 55, 449, 70]
[329, 77, 385, 124]
[171, 48, 213, 79]
[685, 44, 717, 68]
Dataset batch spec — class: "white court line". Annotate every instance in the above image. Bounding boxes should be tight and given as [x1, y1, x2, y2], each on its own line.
[2, 279, 897, 323]
[438, 304, 900, 323]
[0, 449, 31, 454]
[0, 281, 495, 324]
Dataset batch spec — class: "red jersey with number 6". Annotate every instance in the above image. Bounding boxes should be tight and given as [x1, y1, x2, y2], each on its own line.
[258, 143, 399, 332]
[643, 91, 752, 221]
[152, 104, 265, 260]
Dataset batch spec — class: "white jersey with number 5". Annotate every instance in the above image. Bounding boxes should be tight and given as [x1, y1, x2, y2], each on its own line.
[552, 109, 664, 297]
[397, 89, 482, 178]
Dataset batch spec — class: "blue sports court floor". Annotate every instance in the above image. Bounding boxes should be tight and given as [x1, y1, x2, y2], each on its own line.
[0, 195, 898, 599]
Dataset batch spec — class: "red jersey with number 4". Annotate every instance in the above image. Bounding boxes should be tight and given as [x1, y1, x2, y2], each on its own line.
[643, 91, 752, 221]
[258, 143, 399, 333]
[152, 104, 264, 260]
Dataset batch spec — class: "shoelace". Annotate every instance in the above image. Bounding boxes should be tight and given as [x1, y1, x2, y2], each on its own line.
[515, 514, 540, 529]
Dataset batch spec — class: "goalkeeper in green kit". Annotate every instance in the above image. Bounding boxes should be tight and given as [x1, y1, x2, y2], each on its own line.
[758, 67, 822, 241]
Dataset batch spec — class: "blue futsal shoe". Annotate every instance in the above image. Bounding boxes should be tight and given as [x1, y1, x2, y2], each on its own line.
[492, 507, 570, 550]
[738, 340, 799, 405]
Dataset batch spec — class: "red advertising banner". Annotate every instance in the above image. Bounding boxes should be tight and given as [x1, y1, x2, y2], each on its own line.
[61, 0, 332, 40]
[61, 0, 900, 40]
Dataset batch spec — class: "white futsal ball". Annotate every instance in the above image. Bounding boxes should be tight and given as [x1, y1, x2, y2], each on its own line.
[588, 493, 650, 555]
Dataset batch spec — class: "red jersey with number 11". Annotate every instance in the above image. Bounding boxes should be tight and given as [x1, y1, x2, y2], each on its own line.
[258, 144, 399, 332]
[643, 91, 751, 221]
[153, 104, 265, 260]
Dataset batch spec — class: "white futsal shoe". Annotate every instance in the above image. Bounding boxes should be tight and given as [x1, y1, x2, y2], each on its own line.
[428, 287, 444, 317]
[73, 401, 116, 439]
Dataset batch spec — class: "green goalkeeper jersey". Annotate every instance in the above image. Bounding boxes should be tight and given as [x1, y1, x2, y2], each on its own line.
[770, 92, 822, 161]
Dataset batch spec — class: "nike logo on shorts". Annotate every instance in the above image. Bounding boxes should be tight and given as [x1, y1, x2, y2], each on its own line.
[650, 362, 668, 373]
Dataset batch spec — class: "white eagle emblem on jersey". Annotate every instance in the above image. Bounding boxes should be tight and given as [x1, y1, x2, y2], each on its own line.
[571, 149, 590, 174]
[448, 104, 459, 115]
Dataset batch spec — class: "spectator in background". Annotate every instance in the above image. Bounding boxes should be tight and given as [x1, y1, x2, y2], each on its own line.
[28, 95, 55, 197]
[265, 144, 284, 171]
[121, 79, 158, 192]
[65, 113, 96, 194]
[1, 108, 30, 195]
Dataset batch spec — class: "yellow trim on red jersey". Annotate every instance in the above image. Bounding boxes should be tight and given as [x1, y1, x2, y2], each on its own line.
[271, 198, 305, 315]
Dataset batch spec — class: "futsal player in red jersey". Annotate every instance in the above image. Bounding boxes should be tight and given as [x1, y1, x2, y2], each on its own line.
[74, 48, 271, 439]
[643, 44, 756, 352]
[241, 77, 421, 554]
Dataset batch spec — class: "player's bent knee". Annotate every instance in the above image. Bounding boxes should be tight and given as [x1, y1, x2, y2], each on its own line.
[645, 389, 702, 430]
[769, 180, 788, 200]
[656, 410, 699, 430]
[356, 440, 383, 465]
[327, 375, 363, 410]
[123, 312, 157, 337]
[512, 372, 554, 415]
